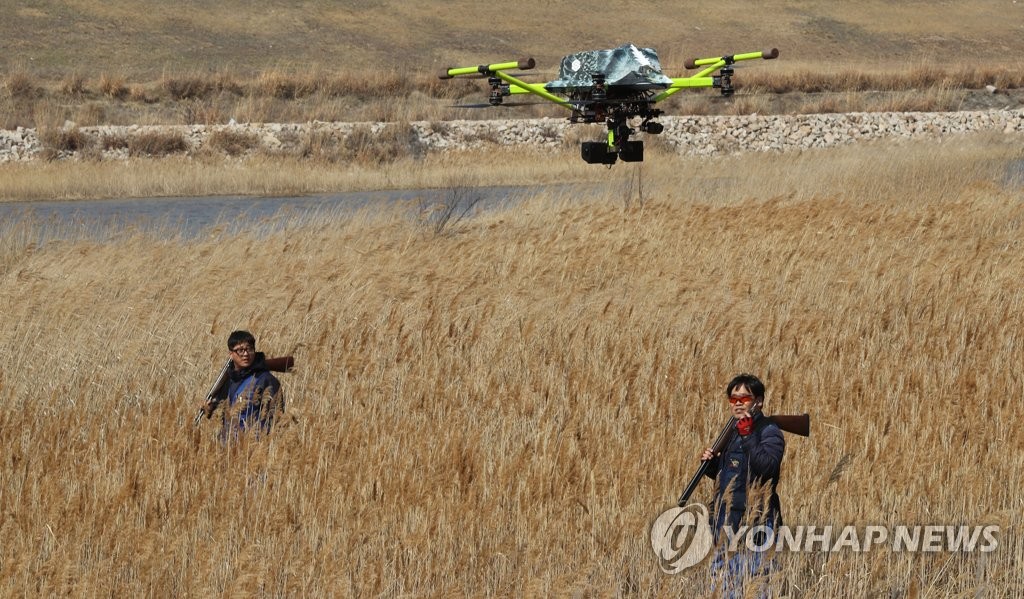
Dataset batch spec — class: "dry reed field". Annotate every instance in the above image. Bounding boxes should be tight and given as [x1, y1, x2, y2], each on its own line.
[2, 135, 1023, 596]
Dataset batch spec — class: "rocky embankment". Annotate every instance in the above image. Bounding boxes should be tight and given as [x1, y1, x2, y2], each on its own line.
[1, 109, 1022, 163]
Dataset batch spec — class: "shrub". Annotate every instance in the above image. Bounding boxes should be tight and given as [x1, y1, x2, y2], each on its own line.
[343, 123, 423, 165]
[128, 85, 156, 103]
[297, 123, 422, 165]
[60, 73, 88, 97]
[255, 71, 318, 100]
[40, 127, 91, 151]
[74, 103, 107, 127]
[206, 129, 261, 156]
[101, 133, 130, 150]
[4, 72, 40, 99]
[181, 99, 225, 126]
[162, 76, 216, 101]
[98, 73, 129, 100]
[128, 130, 189, 156]
[304, 71, 420, 99]
[38, 126, 92, 161]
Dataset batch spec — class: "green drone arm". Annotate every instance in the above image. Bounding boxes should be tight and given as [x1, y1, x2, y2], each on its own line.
[439, 57, 572, 109]
[438, 58, 536, 79]
[663, 77, 716, 90]
[654, 48, 779, 103]
[501, 74, 572, 109]
[684, 48, 779, 71]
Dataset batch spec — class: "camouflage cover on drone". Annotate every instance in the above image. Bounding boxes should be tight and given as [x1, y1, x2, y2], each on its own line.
[545, 43, 674, 92]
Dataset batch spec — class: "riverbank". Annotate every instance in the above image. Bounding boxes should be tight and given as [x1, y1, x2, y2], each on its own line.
[3, 108, 1021, 202]
[4, 109, 1023, 164]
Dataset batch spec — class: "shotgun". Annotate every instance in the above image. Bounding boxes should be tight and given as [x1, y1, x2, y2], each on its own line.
[677, 412, 809, 507]
[193, 355, 295, 426]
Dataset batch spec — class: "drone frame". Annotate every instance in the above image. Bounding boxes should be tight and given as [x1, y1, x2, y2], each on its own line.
[440, 48, 779, 164]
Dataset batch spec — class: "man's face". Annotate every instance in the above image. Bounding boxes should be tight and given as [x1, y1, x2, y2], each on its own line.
[728, 384, 759, 418]
[229, 342, 255, 370]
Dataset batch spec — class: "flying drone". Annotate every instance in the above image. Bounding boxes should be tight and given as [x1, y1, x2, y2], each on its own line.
[440, 43, 778, 164]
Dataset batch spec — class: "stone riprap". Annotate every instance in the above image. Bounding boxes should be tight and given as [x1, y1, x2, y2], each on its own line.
[1, 110, 1022, 163]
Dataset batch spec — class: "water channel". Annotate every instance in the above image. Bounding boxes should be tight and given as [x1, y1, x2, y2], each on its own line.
[0, 184, 598, 241]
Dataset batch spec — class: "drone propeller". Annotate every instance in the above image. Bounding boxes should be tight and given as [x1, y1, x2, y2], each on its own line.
[449, 101, 548, 108]
[564, 98, 658, 107]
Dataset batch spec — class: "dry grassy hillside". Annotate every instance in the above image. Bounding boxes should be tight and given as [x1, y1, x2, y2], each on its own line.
[3, 1, 1024, 128]
[4, 0, 1022, 76]
[1, 136, 1022, 596]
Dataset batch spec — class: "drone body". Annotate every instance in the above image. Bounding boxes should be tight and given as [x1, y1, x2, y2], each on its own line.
[440, 43, 779, 164]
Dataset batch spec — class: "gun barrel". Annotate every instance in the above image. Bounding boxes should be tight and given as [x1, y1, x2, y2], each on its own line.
[194, 359, 233, 425]
[677, 460, 713, 507]
[678, 417, 737, 506]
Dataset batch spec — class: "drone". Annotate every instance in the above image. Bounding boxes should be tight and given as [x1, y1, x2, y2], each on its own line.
[440, 43, 778, 165]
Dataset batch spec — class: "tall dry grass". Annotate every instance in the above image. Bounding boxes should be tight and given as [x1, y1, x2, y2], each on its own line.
[0, 139, 618, 201]
[1, 137, 1023, 596]
[3, 62, 1022, 129]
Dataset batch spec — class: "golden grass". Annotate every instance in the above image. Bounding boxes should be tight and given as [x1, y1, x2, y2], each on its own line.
[3, 62, 1022, 129]
[1, 136, 1023, 595]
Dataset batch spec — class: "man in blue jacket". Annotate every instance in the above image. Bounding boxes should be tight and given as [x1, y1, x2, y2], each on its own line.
[203, 330, 285, 440]
[700, 373, 784, 596]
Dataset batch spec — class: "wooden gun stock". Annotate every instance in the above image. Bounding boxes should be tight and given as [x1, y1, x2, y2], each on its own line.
[264, 356, 295, 373]
[769, 413, 810, 437]
[677, 412, 810, 506]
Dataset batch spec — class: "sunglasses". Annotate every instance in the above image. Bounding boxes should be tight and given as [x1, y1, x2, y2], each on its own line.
[728, 394, 755, 405]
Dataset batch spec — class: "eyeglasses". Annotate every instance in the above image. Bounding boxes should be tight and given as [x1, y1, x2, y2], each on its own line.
[728, 394, 754, 405]
[231, 346, 255, 355]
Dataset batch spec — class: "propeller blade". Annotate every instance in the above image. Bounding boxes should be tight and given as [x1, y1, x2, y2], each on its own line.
[455, 72, 545, 80]
[449, 101, 547, 108]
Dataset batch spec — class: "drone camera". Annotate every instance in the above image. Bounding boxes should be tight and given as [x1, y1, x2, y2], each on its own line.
[581, 140, 644, 164]
[619, 141, 644, 162]
[581, 141, 618, 165]
[641, 121, 664, 135]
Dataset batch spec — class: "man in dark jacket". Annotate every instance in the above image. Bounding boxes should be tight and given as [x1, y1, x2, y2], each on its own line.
[700, 373, 784, 597]
[202, 330, 285, 440]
